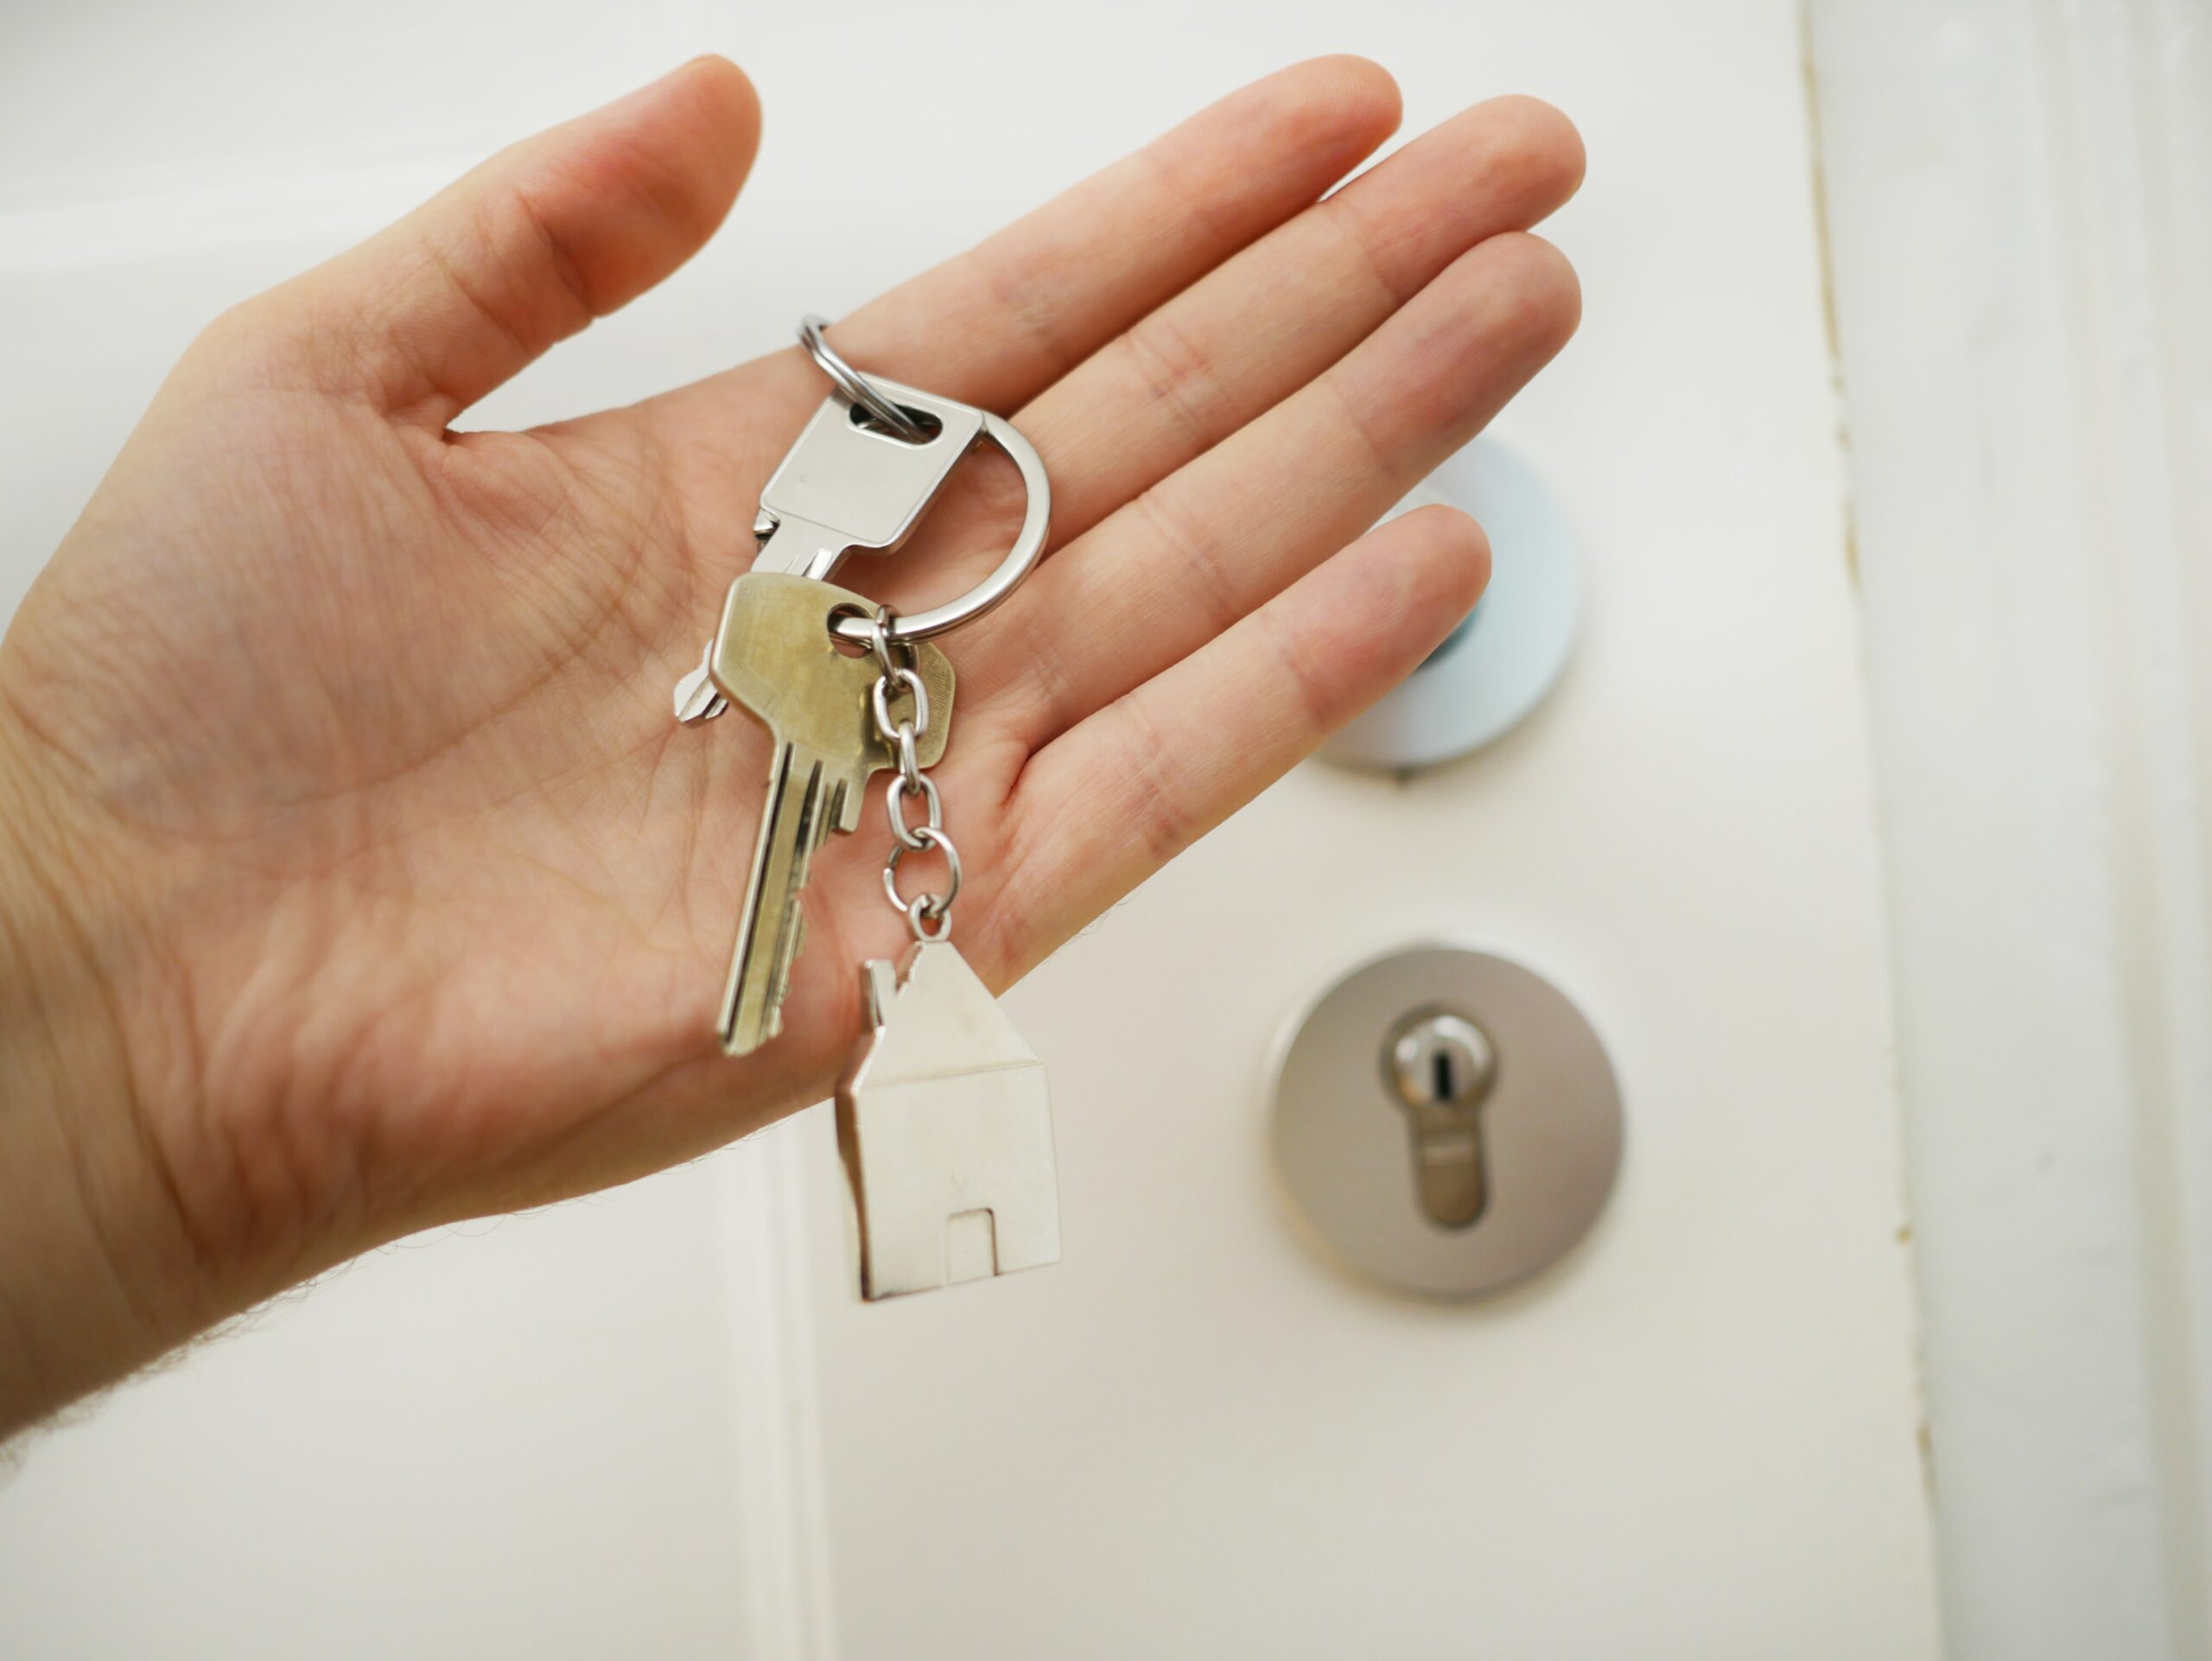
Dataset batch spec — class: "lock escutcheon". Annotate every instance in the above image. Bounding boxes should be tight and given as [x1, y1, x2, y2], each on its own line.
[1269, 945, 1623, 1301]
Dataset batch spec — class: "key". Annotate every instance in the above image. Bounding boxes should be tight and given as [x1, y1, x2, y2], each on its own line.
[673, 379, 987, 726]
[709, 571, 955, 1055]
[836, 939, 1062, 1300]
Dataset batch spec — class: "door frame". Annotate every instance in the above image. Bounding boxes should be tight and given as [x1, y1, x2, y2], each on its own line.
[1808, 3, 2212, 1655]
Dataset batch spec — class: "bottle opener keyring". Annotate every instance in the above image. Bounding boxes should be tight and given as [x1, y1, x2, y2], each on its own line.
[796, 316, 1052, 646]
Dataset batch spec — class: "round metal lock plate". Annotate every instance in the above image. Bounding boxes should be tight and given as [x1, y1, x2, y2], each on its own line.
[1268, 945, 1623, 1300]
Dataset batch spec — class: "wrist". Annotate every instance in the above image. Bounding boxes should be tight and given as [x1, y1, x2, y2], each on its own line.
[0, 722, 215, 1438]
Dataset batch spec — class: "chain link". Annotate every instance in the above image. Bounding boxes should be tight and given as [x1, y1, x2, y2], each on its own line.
[863, 606, 962, 941]
[885, 773, 941, 851]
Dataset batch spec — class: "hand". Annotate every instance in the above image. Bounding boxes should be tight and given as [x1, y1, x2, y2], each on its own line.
[0, 55, 1580, 1431]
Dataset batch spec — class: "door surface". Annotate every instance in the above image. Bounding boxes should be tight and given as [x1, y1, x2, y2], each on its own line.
[0, 3, 1942, 1657]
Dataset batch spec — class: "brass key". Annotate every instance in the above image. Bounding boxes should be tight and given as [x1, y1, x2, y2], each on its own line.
[708, 572, 954, 1055]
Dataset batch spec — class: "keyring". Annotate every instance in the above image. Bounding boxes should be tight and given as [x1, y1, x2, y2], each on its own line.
[798, 315, 930, 443]
[791, 319, 1053, 647]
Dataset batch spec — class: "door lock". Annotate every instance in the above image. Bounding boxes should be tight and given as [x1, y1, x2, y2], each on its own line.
[1269, 945, 1623, 1301]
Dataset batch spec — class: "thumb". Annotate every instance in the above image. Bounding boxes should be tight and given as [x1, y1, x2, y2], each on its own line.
[252, 56, 760, 428]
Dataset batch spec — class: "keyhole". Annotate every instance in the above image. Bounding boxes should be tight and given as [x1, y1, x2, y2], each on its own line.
[1382, 1009, 1498, 1230]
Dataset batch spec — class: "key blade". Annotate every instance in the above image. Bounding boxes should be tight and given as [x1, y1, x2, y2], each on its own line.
[718, 742, 836, 1056]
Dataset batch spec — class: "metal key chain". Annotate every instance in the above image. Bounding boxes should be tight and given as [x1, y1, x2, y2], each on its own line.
[674, 315, 1051, 1054]
[861, 607, 963, 942]
[672, 314, 1062, 1301]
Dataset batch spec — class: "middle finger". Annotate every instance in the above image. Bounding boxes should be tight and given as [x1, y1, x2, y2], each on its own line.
[881, 94, 1581, 606]
[1024, 93, 1582, 550]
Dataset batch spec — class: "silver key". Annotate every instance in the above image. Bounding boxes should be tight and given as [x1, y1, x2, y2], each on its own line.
[836, 939, 1061, 1300]
[708, 572, 955, 1055]
[674, 380, 986, 726]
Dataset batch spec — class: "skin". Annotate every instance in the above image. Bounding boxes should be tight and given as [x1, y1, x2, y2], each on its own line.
[0, 55, 1582, 1439]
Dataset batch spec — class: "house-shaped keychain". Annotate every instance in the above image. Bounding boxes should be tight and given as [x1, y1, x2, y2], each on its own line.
[835, 940, 1062, 1301]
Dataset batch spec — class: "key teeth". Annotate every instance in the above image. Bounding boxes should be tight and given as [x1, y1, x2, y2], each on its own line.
[787, 905, 807, 993]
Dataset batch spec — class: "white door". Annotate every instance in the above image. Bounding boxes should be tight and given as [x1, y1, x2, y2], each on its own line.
[0, 3, 1948, 1657]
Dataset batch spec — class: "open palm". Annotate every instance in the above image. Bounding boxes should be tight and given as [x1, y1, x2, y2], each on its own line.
[0, 56, 1580, 1305]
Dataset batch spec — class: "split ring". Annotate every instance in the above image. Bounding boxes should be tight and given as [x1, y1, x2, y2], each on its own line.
[798, 315, 929, 443]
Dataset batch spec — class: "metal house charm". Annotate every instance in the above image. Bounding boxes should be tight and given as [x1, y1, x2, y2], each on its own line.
[836, 941, 1062, 1301]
